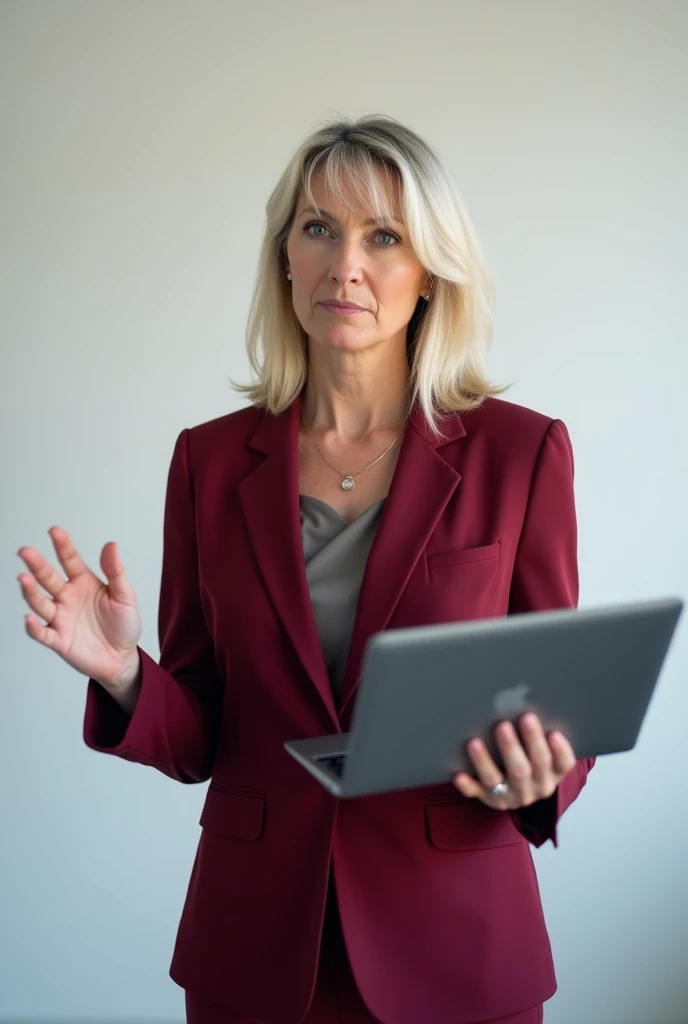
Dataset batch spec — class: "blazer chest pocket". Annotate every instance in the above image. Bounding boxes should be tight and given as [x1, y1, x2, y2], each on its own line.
[426, 539, 501, 572]
[199, 780, 266, 841]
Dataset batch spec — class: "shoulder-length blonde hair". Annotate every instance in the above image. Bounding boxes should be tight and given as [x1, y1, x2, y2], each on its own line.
[230, 112, 510, 437]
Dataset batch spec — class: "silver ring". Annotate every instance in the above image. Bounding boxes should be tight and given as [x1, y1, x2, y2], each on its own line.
[490, 781, 510, 798]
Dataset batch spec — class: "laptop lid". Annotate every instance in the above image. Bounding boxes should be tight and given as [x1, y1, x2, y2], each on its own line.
[332, 597, 683, 798]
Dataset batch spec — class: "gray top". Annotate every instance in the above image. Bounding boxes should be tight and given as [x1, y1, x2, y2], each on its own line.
[299, 494, 385, 707]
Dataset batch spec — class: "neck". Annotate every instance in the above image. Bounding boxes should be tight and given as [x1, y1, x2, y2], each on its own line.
[301, 342, 411, 440]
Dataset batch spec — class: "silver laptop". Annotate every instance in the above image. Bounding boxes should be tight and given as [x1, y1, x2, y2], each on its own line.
[284, 597, 683, 798]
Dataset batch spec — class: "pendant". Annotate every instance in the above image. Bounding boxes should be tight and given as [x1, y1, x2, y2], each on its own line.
[341, 475, 355, 490]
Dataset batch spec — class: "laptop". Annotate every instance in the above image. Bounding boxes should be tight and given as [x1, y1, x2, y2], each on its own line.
[284, 597, 683, 798]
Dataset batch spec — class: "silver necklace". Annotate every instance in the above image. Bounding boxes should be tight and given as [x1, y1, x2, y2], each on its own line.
[300, 409, 406, 490]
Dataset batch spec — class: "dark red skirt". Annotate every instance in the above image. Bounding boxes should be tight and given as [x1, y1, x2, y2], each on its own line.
[185, 874, 544, 1024]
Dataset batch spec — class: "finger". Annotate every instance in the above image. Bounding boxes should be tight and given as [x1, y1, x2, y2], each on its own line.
[548, 731, 577, 777]
[17, 572, 57, 626]
[48, 526, 92, 583]
[465, 736, 508, 794]
[23, 611, 61, 651]
[99, 541, 135, 603]
[16, 538, 69, 600]
[494, 721, 534, 791]
[454, 772, 488, 802]
[516, 713, 554, 786]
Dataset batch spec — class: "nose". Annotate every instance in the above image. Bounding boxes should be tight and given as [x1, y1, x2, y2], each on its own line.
[326, 236, 365, 287]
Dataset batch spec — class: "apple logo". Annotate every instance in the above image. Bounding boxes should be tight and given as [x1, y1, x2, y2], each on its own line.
[492, 681, 531, 717]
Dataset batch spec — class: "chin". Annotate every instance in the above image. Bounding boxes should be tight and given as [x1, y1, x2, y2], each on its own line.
[310, 330, 378, 353]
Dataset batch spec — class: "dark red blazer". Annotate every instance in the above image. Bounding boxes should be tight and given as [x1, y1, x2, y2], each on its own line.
[84, 393, 595, 1024]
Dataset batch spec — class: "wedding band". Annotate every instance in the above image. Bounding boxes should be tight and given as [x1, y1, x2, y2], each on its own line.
[490, 781, 510, 798]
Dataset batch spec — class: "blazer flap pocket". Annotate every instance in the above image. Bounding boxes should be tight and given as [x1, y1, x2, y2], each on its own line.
[425, 797, 523, 851]
[200, 781, 266, 841]
[426, 540, 501, 571]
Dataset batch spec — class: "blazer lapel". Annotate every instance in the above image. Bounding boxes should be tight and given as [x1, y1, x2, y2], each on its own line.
[237, 394, 466, 729]
[238, 397, 339, 725]
[338, 405, 466, 720]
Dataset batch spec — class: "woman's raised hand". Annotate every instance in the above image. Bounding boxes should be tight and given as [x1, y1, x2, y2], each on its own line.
[17, 526, 142, 688]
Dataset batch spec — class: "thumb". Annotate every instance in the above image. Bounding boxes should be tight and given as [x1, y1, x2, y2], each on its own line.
[100, 541, 136, 604]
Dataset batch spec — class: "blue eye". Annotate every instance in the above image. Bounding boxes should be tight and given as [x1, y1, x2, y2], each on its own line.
[304, 221, 327, 237]
[302, 220, 399, 246]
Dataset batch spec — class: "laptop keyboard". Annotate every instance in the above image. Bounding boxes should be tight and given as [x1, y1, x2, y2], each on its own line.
[316, 753, 348, 777]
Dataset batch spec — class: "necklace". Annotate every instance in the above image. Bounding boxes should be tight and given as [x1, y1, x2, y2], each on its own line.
[300, 408, 407, 490]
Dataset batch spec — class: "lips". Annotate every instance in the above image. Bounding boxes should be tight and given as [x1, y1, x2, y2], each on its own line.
[319, 301, 366, 311]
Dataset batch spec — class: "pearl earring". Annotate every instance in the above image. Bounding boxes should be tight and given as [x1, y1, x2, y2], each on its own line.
[287, 273, 292, 281]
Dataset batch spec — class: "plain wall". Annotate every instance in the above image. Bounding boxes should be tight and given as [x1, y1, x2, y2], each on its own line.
[2, 1, 687, 1021]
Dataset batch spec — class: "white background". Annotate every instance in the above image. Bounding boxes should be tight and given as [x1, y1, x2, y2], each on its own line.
[2, 1, 686, 1021]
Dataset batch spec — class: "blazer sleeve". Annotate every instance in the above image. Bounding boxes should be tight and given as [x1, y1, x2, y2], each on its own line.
[82, 428, 224, 784]
[506, 419, 596, 848]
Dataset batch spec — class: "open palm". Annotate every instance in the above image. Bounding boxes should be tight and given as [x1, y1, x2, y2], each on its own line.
[17, 525, 142, 687]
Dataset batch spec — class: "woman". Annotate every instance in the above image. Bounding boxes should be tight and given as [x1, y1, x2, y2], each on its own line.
[17, 114, 595, 1024]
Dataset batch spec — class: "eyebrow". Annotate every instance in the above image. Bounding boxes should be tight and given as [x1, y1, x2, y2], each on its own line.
[297, 205, 405, 227]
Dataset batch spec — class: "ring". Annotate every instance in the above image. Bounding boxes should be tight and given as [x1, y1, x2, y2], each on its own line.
[490, 781, 510, 798]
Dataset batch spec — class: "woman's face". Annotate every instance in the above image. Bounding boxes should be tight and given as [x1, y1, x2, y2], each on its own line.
[284, 165, 431, 357]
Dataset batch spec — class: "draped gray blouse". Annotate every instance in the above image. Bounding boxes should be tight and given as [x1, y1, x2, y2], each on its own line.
[299, 494, 385, 706]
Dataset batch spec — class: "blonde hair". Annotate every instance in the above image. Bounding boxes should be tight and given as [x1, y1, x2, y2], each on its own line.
[230, 112, 510, 437]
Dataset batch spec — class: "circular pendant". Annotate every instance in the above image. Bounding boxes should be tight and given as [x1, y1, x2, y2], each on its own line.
[341, 476, 355, 490]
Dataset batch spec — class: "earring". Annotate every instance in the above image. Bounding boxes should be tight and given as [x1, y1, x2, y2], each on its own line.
[287, 273, 292, 281]
[424, 286, 433, 302]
